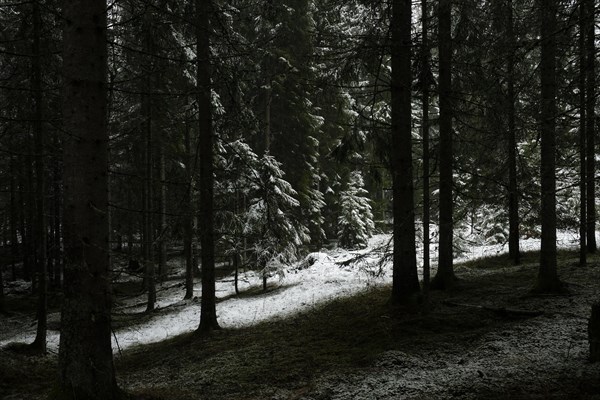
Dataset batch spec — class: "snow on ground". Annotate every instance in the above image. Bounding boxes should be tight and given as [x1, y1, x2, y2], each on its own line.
[0, 230, 592, 354]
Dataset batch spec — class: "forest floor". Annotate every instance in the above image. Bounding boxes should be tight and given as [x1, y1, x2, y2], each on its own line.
[2, 236, 600, 399]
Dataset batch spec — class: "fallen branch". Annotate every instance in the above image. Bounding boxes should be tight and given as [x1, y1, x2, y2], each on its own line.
[442, 300, 544, 318]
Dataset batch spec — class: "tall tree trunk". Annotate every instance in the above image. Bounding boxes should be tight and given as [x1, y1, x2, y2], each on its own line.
[432, 0, 456, 289]
[25, 142, 35, 287]
[197, 0, 219, 333]
[126, 188, 134, 258]
[536, 0, 561, 292]
[262, 73, 272, 292]
[421, 0, 431, 296]
[390, 0, 419, 304]
[158, 140, 167, 280]
[507, 0, 520, 266]
[144, 105, 155, 312]
[142, 16, 156, 313]
[184, 101, 194, 300]
[0, 252, 4, 313]
[579, 0, 588, 266]
[52, 165, 62, 288]
[10, 148, 18, 281]
[18, 162, 30, 282]
[586, 0, 597, 253]
[58, 0, 121, 397]
[31, 0, 47, 353]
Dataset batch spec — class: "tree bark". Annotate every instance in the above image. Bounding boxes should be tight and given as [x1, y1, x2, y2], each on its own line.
[536, 0, 561, 292]
[197, 0, 220, 333]
[579, 0, 587, 266]
[31, 0, 47, 353]
[390, 0, 420, 304]
[158, 138, 167, 280]
[421, 0, 431, 296]
[0, 254, 4, 313]
[586, 0, 597, 253]
[25, 140, 35, 286]
[184, 101, 194, 300]
[507, 0, 520, 266]
[142, 13, 156, 313]
[10, 141, 18, 281]
[432, 0, 456, 289]
[57, 0, 120, 397]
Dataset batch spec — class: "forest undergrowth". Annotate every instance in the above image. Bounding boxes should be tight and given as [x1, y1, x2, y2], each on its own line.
[3, 250, 600, 399]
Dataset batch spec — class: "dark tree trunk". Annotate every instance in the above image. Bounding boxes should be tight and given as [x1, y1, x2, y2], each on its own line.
[234, 253, 240, 295]
[25, 142, 35, 287]
[432, 0, 456, 289]
[507, 0, 520, 266]
[52, 167, 62, 288]
[31, 0, 47, 353]
[18, 166, 29, 282]
[586, 0, 597, 253]
[126, 188, 134, 259]
[142, 15, 156, 313]
[158, 141, 167, 280]
[0, 257, 4, 313]
[421, 0, 431, 296]
[536, 0, 562, 292]
[57, 0, 120, 397]
[184, 101, 194, 300]
[579, 0, 587, 266]
[10, 148, 18, 281]
[197, 0, 220, 333]
[390, 0, 420, 304]
[262, 70, 272, 293]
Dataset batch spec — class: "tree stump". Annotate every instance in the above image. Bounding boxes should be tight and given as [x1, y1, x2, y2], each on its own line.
[588, 302, 600, 362]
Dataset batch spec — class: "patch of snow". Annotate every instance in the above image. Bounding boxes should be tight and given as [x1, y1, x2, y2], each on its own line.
[0, 230, 593, 356]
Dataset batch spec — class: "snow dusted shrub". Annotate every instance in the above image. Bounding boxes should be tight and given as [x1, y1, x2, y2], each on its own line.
[215, 140, 309, 286]
[244, 154, 310, 283]
[337, 170, 375, 249]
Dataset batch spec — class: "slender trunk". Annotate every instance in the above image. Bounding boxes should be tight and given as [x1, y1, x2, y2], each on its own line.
[234, 253, 240, 295]
[31, 0, 47, 353]
[184, 101, 194, 300]
[52, 168, 62, 289]
[262, 68, 272, 292]
[58, 0, 120, 396]
[144, 105, 155, 311]
[390, 0, 419, 304]
[158, 140, 167, 280]
[142, 16, 155, 313]
[18, 163, 30, 282]
[579, 0, 588, 266]
[10, 150, 18, 281]
[0, 261, 4, 313]
[421, 0, 431, 295]
[197, 0, 220, 333]
[265, 84, 272, 154]
[586, 0, 597, 253]
[432, 0, 456, 289]
[507, 0, 520, 265]
[536, 0, 561, 292]
[126, 188, 133, 258]
[26, 140, 35, 288]
[234, 190, 241, 295]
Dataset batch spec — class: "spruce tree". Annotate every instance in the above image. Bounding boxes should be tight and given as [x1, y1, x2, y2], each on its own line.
[338, 170, 375, 249]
